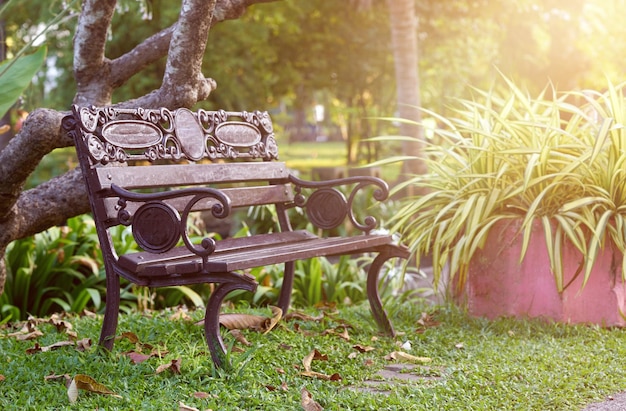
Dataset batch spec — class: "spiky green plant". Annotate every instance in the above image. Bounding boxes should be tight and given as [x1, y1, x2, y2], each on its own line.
[373, 77, 626, 293]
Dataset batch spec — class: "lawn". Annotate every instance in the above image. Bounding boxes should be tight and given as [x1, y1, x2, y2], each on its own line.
[2, 302, 626, 410]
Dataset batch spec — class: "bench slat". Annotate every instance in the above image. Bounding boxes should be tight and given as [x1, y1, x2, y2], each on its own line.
[94, 162, 290, 191]
[101, 184, 294, 222]
[118, 232, 394, 277]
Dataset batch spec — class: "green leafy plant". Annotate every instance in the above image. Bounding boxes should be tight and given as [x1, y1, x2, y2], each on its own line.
[1, 215, 104, 321]
[374, 76, 626, 293]
[0, 0, 78, 119]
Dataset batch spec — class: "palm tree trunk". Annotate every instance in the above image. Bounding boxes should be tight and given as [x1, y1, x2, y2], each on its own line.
[386, 0, 426, 190]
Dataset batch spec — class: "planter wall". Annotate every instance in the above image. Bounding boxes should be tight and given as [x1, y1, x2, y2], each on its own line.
[461, 219, 626, 326]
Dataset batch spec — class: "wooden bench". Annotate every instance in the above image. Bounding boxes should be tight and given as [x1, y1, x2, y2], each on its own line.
[62, 105, 410, 367]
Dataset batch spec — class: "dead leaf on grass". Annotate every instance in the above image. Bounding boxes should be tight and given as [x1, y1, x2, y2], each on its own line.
[219, 313, 266, 330]
[416, 311, 440, 333]
[169, 307, 192, 321]
[300, 371, 342, 381]
[115, 332, 156, 355]
[218, 306, 282, 334]
[11, 329, 44, 341]
[302, 349, 328, 372]
[0, 374, 5, 382]
[44, 373, 71, 385]
[26, 340, 75, 354]
[193, 391, 216, 399]
[229, 329, 251, 346]
[300, 349, 340, 381]
[48, 314, 73, 334]
[353, 344, 375, 353]
[301, 388, 324, 411]
[76, 338, 92, 352]
[156, 358, 182, 375]
[127, 352, 152, 364]
[178, 402, 200, 411]
[385, 351, 432, 363]
[68, 374, 121, 403]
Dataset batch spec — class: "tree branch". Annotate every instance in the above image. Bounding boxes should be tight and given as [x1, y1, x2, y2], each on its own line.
[1, 168, 90, 243]
[73, 0, 118, 105]
[0, 109, 67, 220]
[109, 0, 281, 105]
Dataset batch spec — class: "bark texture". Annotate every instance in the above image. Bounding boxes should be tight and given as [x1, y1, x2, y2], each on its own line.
[0, 0, 279, 294]
[386, 0, 427, 184]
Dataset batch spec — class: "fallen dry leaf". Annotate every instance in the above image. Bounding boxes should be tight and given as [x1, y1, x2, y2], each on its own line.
[127, 352, 152, 364]
[68, 374, 121, 403]
[44, 373, 71, 384]
[301, 388, 324, 411]
[302, 349, 328, 372]
[170, 307, 192, 321]
[263, 306, 283, 334]
[48, 314, 73, 333]
[218, 306, 282, 334]
[192, 391, 212, 399]
[76, 338, 92, 352]
[353, 344, 375, 353]
[67, 379, 78, 403]
[0, 374, 5, 382]
[117, 331, 158, 353]
[219, 313, 266, 330]
[26, 340, 75, 354]
[229, 329, 251, 346]
[385, 351, 432, 363]
[13, 330, 44, 341]
[300, 371, 342, 381]
[178, 402, 200, 411]
[156, 358, 182, 375]
[416, 311, 440, 333]
[337, 327, 350, 341]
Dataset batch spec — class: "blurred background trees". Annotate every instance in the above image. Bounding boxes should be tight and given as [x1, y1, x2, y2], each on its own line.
[5, 0, 622, 161]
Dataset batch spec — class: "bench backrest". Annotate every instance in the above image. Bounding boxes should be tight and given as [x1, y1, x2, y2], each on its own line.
[65, 105, 295, 237]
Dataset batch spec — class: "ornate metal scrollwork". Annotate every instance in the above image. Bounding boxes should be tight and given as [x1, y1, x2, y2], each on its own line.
[290, 175, 389, 234]
[109, 184, 232, 264]
[66, 105, 279, 166]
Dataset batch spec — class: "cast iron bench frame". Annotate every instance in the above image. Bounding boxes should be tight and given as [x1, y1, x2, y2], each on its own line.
[63, 105, 409, 368]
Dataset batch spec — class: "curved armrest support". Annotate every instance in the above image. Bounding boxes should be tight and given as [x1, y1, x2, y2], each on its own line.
[110, 184, 231, 269]
[288, 175, 389, 234]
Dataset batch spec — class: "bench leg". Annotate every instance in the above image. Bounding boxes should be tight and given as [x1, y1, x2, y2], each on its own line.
[277, 261, 295, 315]
[367, 247, 409, 337]
[204, 273, 257, 369]
[99, 272, 121, 351]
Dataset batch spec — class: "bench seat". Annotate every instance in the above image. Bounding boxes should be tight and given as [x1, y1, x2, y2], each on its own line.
[118, 230, 394, 278]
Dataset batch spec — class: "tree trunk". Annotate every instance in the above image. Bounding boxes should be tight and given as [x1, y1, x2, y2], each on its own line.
[386, 0, 426, 189]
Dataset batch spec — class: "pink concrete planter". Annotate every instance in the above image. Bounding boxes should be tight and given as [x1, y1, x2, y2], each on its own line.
[460, 219, 626, 326]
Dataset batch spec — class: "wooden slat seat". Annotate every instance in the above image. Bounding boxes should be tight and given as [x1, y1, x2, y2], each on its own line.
[118, 231, 394, 277]
[63, 105, 410, 368]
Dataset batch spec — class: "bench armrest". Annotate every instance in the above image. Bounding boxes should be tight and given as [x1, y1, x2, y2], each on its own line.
[288, 174, 389, 234]
[110, 184, 231, 268]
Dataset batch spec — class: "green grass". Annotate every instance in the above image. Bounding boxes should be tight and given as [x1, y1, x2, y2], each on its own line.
[1, 302, 625, 410]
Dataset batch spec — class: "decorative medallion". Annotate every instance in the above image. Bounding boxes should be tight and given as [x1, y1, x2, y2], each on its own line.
[132, 202, 181, 253]
[174, 108, 206, 161]
[102, 120, 163, 149]
[215, 121, 262, 147]
[305, 188, 348, 230]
